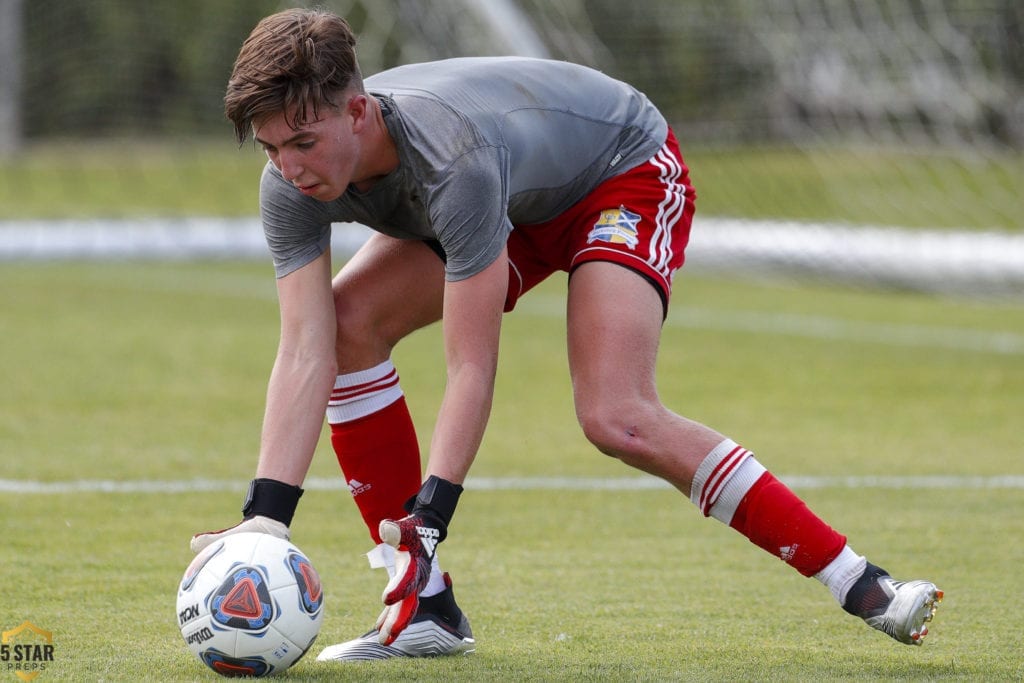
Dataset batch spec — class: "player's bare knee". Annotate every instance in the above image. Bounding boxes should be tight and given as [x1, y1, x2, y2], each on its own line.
[333, 287, 364, 334]
[333, 283, 390, 358]
[576, 403, 638, 458]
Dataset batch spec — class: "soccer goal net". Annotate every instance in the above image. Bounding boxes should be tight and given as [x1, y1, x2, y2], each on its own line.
[3, 0, 1022, 295]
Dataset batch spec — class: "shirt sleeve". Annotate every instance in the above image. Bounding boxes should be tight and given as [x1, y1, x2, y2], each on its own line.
[259, 162, 333, 278]
[429, 146, 513, 282]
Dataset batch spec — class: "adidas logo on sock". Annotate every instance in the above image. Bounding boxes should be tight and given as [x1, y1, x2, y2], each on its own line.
[416, 525, 440, 556]
[347, 479, 372, 496]
[779, 544, 799, 562]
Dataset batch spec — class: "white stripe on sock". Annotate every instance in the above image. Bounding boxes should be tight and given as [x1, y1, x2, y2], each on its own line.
[327, 360, 404, 424]
[690, 439, 766, 524]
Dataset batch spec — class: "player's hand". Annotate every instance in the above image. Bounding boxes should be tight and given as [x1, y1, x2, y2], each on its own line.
[373, 475, 463, 645]
[191, 478, 303, 553]
[374, 574, 420, 645]
[190, 516, 289, 553]
[375, 513, 441, 644]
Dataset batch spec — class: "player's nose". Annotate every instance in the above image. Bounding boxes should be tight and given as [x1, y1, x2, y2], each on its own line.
[278, 151, 303, 183]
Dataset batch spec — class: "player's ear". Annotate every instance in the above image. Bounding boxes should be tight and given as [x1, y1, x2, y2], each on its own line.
[347, 93, 369, 132]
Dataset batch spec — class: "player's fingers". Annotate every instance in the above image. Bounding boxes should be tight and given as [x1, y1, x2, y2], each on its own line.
[190, 516, 289, 553]
[376, 594, 419, 645]
[381, 549, 419, 605]
[379, 518, 402, 548]
[190, 531, 220, 554]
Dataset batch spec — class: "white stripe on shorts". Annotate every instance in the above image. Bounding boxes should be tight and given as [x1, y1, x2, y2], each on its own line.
[647, 144, 687, 277]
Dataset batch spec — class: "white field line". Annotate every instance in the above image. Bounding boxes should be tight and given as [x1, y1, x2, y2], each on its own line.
[1, 474, 1022, 495]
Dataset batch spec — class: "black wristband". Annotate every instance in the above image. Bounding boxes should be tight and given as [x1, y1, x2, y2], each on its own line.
[241, 478, 304, 526]
[404, 475, 463, 540]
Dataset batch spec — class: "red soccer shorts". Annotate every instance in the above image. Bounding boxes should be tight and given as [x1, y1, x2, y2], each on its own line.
[504, 128, 695, 314]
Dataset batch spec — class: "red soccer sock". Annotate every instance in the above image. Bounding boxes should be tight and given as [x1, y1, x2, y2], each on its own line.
[728, 471, 847, 577]
[327, 362, 422, 544]
[691, 439, 846, 577]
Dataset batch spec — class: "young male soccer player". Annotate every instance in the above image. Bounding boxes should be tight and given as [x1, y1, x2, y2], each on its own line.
[192, 8, 942, 661]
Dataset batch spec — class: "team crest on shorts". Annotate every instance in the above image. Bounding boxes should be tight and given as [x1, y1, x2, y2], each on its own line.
[587, 206, 641, 249]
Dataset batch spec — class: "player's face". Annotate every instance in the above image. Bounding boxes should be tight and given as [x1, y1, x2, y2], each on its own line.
[254, 105, 358, 202]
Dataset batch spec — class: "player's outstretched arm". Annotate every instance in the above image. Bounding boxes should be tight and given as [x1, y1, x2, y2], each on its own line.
[191, 251, 337, 552]
[426, 246, 509, 483]
[374, 247, 508, 643]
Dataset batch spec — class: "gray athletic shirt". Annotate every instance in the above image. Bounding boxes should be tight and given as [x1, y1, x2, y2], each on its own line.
[260, 56, 668, 280]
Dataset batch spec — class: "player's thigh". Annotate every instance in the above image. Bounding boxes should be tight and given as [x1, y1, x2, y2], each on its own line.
[566, 261, 664, 415]
[332, 234, 445, 354]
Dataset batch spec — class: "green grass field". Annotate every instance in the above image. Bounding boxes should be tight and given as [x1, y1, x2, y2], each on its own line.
[2, 260, 1022, 681]
[2, 140, 1021, 230]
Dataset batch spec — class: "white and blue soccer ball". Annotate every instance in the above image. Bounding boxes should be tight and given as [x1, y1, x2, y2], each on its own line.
[176, 532, 324, 677]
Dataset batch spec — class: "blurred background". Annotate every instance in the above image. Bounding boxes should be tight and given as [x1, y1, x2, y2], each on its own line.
[1, 0, 1021, 296]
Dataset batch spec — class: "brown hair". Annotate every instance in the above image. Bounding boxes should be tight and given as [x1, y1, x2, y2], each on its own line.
[225, 8, 363, 144]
